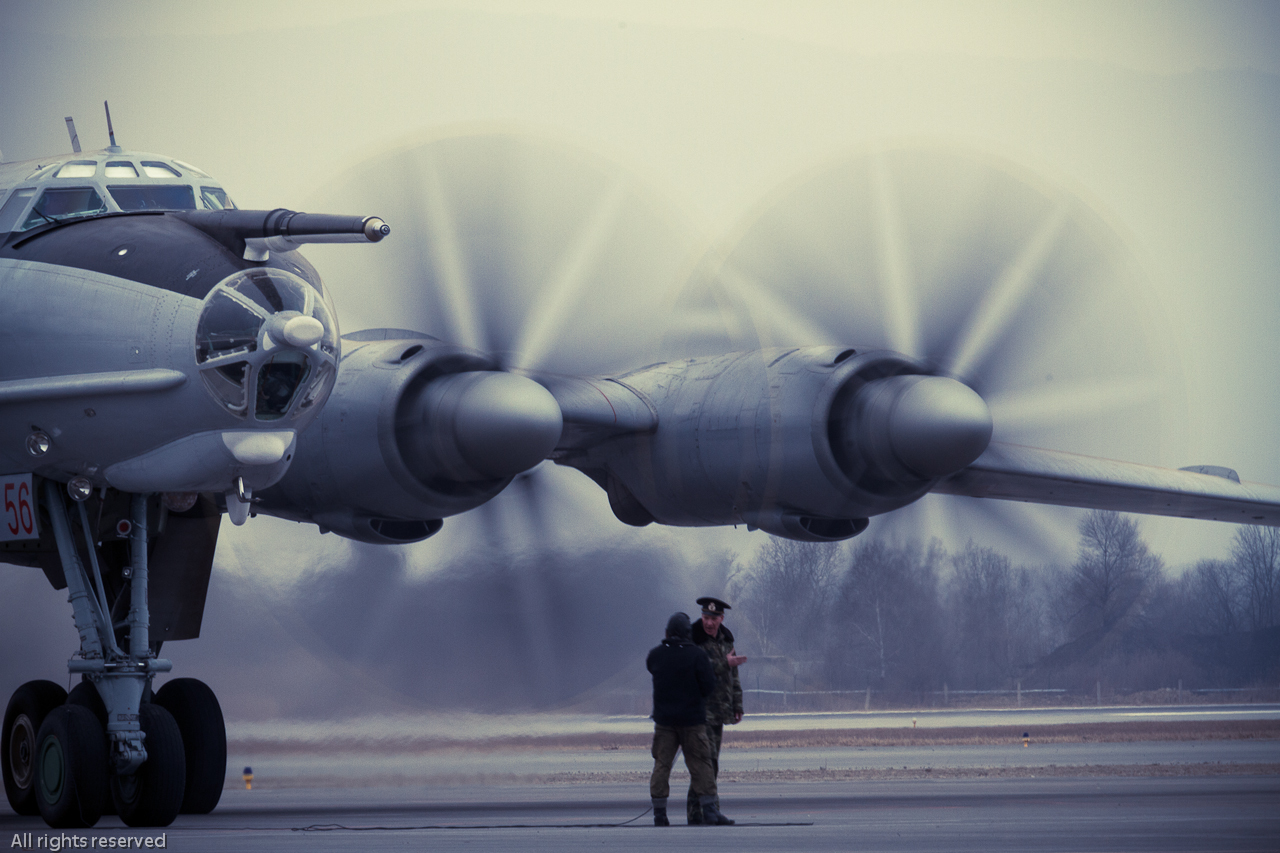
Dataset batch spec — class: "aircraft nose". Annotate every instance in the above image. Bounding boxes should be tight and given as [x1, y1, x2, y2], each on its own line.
[887, 376, 993, 478]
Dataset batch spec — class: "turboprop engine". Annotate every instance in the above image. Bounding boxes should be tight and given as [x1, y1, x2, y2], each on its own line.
[556, 346, 993, 541]
[256, 331, 563, 543]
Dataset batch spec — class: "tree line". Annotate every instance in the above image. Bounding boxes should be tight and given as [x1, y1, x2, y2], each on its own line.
[728, 511, 1280, 699]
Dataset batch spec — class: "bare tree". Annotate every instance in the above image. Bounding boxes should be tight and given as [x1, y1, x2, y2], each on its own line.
[1064, 510, 1162, 635]
[949, 543, 1047, 688]
[1231, 526, 1280, 630]
[1180, 558, 1242, 635]
[827, 539, 946, 691]
[735, 538, 842, 656]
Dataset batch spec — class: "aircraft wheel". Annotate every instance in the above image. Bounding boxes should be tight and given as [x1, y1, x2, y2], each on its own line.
[34, 705, 108, 828]
[154, 678, 226, 814]
[66, 681, 118, 816]
[66, 681, 107, 729]
[110, 704, 185, 827]
[3, 680, 68, 815]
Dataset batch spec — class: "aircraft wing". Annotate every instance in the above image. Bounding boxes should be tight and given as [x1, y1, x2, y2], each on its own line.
[934, 442, 1280, 526]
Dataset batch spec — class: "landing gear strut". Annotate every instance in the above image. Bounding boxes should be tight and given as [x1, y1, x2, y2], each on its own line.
[2, 484, 226, 828]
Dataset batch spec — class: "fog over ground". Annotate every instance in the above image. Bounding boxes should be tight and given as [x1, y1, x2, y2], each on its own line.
[1, 2, 1278, 718]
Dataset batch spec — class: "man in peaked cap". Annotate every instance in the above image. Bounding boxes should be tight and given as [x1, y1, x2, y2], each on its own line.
[687, 596, 747, 825]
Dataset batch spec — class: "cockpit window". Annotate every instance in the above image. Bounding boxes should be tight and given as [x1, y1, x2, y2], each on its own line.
[0, 188, 36, 233]
[200, 186, 236, 210]
[105, 161, 139, 178]
[20, 187, 106, 230]
[109, 185, 196, 211]
[172, 159, 210, 178]
[141, 161, 181, 178]
[55, 161, 97, 179]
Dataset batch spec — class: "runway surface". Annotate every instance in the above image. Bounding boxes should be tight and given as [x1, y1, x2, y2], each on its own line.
[3, 777, 1278, 852]
[227, 738, 1280, 783]
[223, 704, 1280, 785]
[3, 705, 1276, 851]
[225, 702, 1280, 744]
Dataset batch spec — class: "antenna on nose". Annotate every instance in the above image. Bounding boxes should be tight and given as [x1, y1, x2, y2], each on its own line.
[104, 100, 121, 152]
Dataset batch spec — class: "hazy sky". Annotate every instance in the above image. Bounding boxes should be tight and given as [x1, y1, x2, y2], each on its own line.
[5, 1, 1279, 73]
[1, 1, 1277, 573]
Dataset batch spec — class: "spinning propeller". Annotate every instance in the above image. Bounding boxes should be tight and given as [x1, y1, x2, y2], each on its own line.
[670, 145, 1182, 556]
[301, 132, 1181, 561]
[300, 130, 700, 550]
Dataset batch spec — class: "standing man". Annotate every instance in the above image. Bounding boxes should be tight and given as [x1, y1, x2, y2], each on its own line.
[688, 596, 746, 825]
[646, 612, 734, 826]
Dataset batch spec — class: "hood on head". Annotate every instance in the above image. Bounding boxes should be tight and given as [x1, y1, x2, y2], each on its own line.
[665, 611, 692, 640]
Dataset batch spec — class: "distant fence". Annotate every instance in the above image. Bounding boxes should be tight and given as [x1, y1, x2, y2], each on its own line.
[738, 684, 1280, 712]
[583, 684, 1280, 715]
[742, 686, 1066, 711]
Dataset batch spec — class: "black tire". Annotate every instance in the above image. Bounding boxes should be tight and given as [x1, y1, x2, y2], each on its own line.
[34, 704, 108, 828]
[3, 680, 68, 816]
[154, 678, 226, 814]
[66, 681, 107, 730]
[110, 703, 185, 827]
[66, 681, 116, 816]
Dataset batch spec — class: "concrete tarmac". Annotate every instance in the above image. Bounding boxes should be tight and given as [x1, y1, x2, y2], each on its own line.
[4, 706, 1277, 851]
[226, 738, 1280, 784]
[224, 703, 1280, 744]
[3, 776, 1278, 852]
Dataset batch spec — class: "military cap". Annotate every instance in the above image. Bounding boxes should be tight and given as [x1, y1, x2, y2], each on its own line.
[697, 596, 731, 615]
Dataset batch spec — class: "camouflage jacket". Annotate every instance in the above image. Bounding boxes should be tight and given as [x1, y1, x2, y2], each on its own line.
[691, 620, 743, 724]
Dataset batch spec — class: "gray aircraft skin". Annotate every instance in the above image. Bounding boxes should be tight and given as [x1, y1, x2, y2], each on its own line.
[2, 114, 1280, 831]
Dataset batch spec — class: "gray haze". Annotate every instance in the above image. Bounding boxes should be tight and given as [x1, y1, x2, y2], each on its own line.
[2, 2, 1278, 718]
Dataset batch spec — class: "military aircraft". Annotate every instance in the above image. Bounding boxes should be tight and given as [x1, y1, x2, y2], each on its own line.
[3, 107, 1279, 830]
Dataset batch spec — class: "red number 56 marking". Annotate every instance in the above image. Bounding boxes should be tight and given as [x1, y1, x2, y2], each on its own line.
[1, 474, 38, 542]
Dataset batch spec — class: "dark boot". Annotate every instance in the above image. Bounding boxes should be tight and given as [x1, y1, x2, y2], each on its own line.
[686, 791, 703, 825]
[652, 797, 670, 826]
[699, 795, 734, 825]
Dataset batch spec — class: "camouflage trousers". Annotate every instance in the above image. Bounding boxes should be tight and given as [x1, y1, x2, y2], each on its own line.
[687, 723, 724, 822]
[649, 724, 717, 799]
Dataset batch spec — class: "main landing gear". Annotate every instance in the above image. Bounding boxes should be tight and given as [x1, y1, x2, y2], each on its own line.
[2, 485, 226, 828]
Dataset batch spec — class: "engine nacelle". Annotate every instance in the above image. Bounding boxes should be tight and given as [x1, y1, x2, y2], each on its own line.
[257, 331, 562, 543]
[559, 346, 990, 542]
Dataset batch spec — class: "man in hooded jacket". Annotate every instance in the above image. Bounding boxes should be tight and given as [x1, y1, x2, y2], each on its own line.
[646, 612, 734, 826]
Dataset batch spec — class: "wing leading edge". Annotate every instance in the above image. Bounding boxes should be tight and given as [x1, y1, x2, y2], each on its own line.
[935, 442, 1280, 526]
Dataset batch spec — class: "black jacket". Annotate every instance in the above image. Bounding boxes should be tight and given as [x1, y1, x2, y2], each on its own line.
[646, 636, 715, 727]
